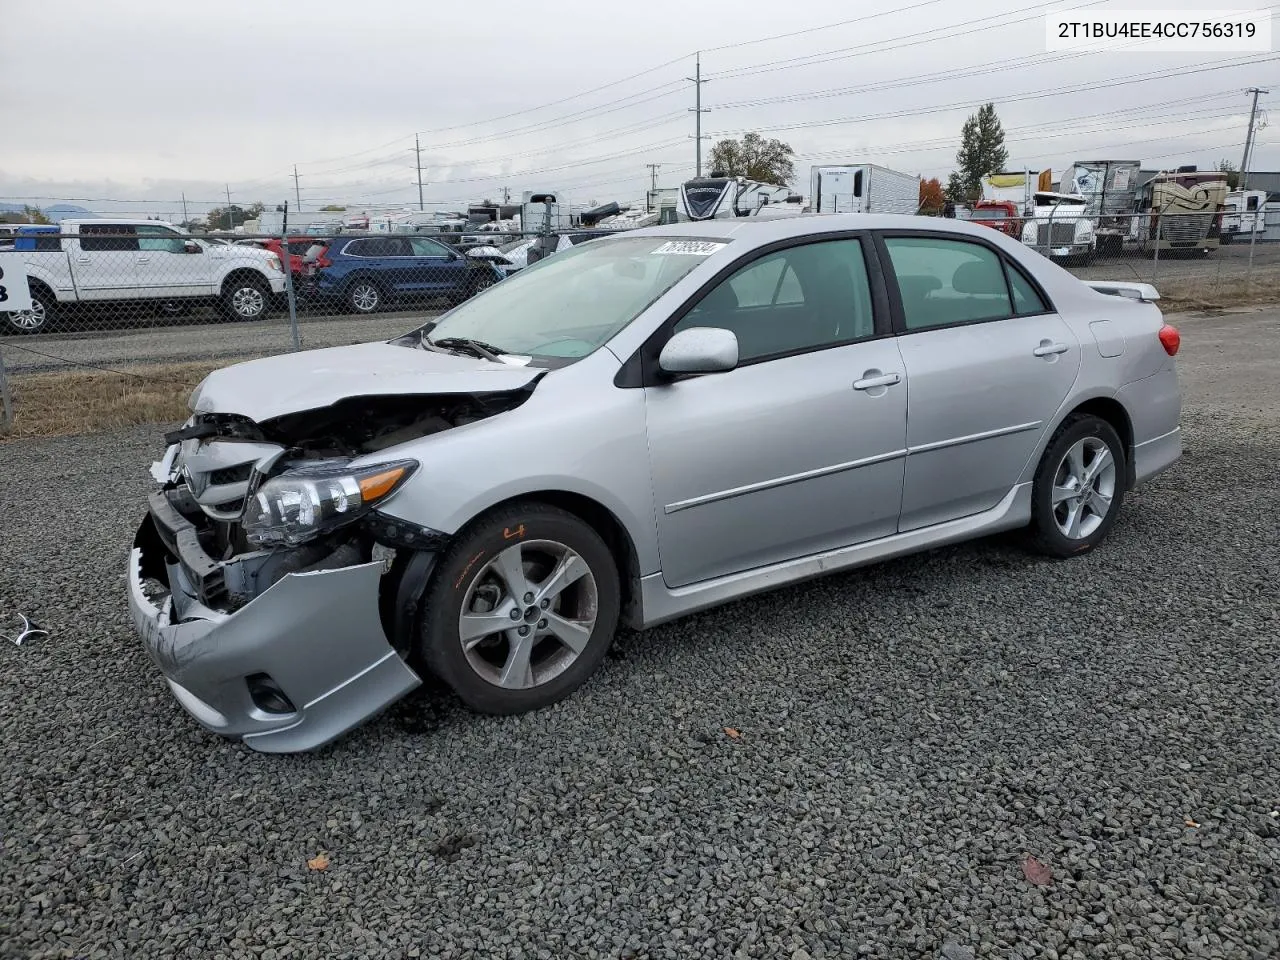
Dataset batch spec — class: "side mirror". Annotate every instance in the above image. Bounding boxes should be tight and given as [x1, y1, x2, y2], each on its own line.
[658, 326, 739, 377]
[183, 240, 202, 254]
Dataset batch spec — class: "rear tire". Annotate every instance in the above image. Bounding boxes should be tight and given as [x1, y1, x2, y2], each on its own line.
[3, 284, 56, 334]
[346, 278, 383, 315]
[1026, 414, 1127, 559]
[418, 502, 621, 715]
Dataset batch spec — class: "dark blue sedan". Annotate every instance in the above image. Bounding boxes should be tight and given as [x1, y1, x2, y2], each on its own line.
[302, 235, 503, 314]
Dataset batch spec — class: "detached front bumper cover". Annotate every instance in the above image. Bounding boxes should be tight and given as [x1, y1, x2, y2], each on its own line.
[128, 508, 422, 753]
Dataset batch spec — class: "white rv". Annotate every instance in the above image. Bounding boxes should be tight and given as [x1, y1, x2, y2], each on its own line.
[1222, 189, 1268, 243]
[676, 176, 805, 221]
[808, 164, 919, 215]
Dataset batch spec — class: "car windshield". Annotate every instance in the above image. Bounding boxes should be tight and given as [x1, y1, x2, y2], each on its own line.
[975, 208, 1008, 219]
[411, 235, 723, 361]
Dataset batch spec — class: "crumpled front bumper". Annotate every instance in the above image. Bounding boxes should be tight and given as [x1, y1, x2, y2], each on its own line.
[127, 509, 422, 753]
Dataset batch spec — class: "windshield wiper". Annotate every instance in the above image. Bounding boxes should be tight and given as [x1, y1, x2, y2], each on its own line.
[426, 336, 506, 362]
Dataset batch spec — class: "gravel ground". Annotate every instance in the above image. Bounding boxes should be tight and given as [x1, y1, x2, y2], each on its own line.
[2, 310, 1278, 960]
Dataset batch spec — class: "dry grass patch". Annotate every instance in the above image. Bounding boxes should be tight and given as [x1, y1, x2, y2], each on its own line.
[0, 360, 232, 441]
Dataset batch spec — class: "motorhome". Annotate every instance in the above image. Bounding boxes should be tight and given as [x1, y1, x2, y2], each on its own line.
[1221, 188, 1267, 243]
[808, 164, 919, 215]
[1128, 168, 1229, 254]
[1059, 160, 1142, 254]
[676, 176, 805, 221]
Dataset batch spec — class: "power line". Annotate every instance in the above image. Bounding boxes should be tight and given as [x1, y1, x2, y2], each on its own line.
[700, 0, 953, 53]
[705, 55, 1280, 139]
[707, 0, 1103, 80]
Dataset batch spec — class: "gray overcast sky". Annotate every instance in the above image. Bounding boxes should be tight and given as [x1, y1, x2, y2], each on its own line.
[2, 0, 1276, 216]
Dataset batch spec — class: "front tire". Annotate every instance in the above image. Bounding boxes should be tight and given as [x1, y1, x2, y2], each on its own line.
[1026, 414, 1127, 558]
[220, 275, 270, 322]
[419, 502, 621, 715]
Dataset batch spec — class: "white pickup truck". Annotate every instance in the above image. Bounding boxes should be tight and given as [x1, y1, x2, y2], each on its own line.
[3, 219, 287, 333]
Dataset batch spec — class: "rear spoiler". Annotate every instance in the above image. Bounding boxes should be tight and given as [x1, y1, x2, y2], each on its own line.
[1085, 280, 1160, 302]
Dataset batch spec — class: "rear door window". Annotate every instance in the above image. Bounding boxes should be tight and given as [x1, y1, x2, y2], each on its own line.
[883, 236, 1014, 330]
[80, 224, 139, 252]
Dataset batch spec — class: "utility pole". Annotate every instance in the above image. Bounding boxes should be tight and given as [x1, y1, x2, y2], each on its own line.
[646, 164, 662, 211]
[503, 186, 510, 205]
[414, 134, 425, 211]
[293, 165, 303, 212]
[687, 52, 710, 178]
[1240, 87, 1269, 190]
[181, 191, 189, 226]
[225, 184, 233, 230]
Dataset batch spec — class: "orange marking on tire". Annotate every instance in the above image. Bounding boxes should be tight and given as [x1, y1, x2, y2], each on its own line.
[454, 550, 486, 590]
[503, 524, 526, 540]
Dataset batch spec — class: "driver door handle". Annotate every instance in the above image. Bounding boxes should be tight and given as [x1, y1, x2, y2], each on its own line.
[1034, 341, 1069, 357]
[853, 372, 901, 390]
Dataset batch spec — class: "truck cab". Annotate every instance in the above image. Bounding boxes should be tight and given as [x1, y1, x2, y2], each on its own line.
[1019, 192, 1095, 263]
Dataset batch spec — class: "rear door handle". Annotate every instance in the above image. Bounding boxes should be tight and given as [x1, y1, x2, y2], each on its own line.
[136, 257, 150, 264]
[853, 372, 901, 390]
[77, 256, 91, 263]
[1033, 341, 1069, 357]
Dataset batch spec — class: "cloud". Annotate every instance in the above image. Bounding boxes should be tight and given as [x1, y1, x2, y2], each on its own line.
[3, 0, 1272, 211]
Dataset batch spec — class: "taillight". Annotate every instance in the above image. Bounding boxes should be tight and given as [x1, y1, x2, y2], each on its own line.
[1158, 323, 1181, 356]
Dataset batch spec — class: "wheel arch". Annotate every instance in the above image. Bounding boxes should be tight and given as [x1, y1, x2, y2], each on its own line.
[1030, 393, 1135, 491]
[457, 490, 645, 630]
[219, 267, 270, 297]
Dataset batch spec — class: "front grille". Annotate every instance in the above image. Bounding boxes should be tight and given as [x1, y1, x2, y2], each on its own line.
[209, 463, 254, 485]
[1159, 214, 1212, 243]
[1035, 222, 1077, 246]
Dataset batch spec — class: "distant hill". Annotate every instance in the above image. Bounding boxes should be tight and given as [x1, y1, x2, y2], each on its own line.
[0, 202, 96, 218]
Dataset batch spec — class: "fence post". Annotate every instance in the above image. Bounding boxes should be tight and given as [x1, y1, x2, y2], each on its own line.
[1246, 206, 1260, 293]
[281, 230, 301, 352]
[0, 343, 12, 433]
[1150, 211, 1161, 282]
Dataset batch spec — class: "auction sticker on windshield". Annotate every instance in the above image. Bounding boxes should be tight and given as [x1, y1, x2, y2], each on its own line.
[0, 254, 33, 314]
[651, 240, 727, 256]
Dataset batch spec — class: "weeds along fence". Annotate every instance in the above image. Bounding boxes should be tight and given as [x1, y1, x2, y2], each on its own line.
[0, 214, 1277, 435]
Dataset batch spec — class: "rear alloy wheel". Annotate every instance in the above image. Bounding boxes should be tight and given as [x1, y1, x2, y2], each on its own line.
[222, 277, 269, 321]
[4, 287, 54, 334]
[1027, 414, 1126, 558]
[419, 503, 621, 715]
[347, 279, 382, 314]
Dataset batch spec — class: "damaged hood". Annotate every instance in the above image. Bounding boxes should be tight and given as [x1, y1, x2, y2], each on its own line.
[190, 341, 543, 422]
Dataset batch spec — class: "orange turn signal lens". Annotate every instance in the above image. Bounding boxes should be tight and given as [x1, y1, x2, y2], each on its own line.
[358, 466, 409, 502]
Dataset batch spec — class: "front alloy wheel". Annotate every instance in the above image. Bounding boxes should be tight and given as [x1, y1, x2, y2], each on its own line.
[419, 502, 620, 715]
[458, 540, 598, 690]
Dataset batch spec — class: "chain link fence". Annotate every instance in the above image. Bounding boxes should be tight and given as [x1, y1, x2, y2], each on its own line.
[1, 212, 1276, 435]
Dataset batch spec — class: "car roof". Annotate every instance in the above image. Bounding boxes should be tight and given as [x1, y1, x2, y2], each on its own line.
[618, 213, 1023, 247]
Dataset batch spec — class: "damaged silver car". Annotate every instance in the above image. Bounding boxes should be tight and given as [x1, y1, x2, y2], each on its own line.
[129, 217, 1182, 752]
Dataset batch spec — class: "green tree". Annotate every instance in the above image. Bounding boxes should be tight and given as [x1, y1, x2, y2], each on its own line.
[203, 202, 266, 230]
[707, 132, 796, 184]
[953, 103, 1008, 202]
[1215, 158, 1241, 190]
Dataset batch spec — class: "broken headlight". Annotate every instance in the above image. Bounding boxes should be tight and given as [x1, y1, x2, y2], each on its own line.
[241, 458, 417, 547]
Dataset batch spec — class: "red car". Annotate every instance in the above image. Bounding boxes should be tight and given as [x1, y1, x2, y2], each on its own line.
[236, 237, 316, 275]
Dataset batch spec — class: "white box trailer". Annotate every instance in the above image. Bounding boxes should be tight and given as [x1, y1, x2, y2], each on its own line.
[809, 164, 920, 215]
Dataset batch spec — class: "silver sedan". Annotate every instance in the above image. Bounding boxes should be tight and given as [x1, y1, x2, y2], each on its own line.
[128, 215, 1182, 751]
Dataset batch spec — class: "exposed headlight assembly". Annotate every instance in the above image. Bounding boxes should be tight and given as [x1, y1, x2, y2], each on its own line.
[241, 458, 417, 547]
